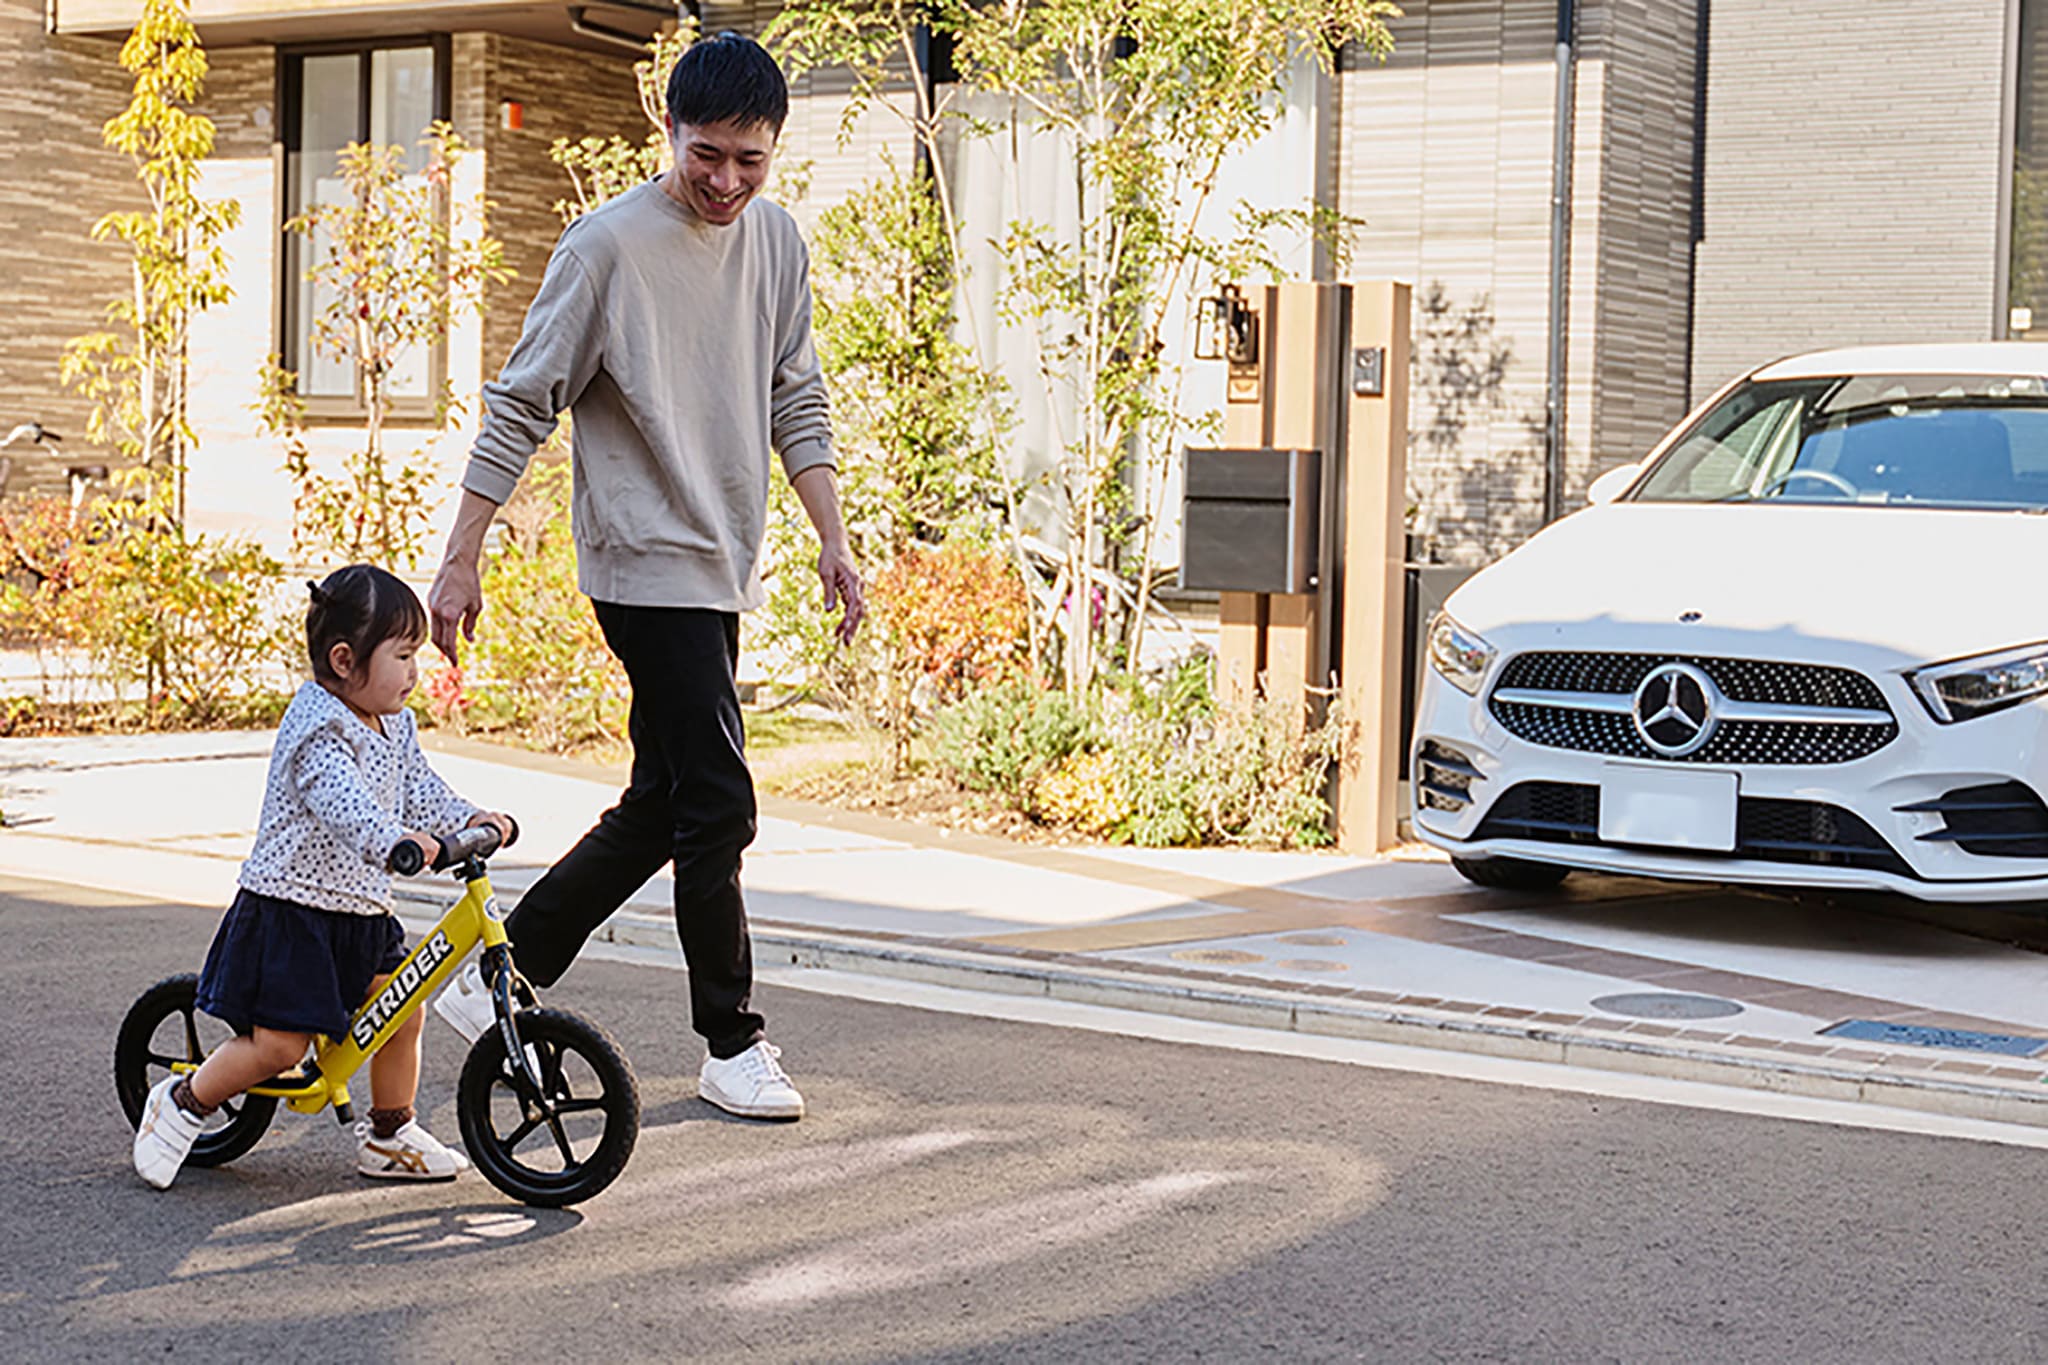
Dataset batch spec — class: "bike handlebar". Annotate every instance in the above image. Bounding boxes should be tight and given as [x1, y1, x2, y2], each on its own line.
[386, 817, 516, 876]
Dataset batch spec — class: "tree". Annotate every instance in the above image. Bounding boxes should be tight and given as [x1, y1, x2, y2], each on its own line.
[59, 0, 240, 529]
[770, 0, 1033, 652]
[752, 160, 1016, 765]
[263, 124, 511, 569]
[775, 0, 1399, 693]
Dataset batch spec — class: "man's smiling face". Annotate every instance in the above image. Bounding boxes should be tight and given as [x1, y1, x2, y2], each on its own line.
[665, 117, 777, 226]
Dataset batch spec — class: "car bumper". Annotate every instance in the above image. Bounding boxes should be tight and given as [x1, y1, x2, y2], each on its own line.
[1409, 663, 2048, 905]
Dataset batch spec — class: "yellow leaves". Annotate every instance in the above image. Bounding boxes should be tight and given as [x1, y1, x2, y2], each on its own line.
[1029, 747, 1128, 833]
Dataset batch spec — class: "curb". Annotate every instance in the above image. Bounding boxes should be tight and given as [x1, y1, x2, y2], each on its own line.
[550, 903, 2048, 1131]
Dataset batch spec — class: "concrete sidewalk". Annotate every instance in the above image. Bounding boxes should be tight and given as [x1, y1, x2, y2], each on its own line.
[10, 729, 2048, 1126]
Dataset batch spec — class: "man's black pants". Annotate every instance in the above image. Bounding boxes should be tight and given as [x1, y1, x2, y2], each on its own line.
[503, 602, 765, 1059]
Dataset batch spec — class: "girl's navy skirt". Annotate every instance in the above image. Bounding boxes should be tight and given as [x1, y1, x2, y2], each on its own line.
[196, 888, 408, 1039]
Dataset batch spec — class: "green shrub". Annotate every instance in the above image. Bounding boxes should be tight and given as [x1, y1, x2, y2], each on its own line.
[1108, 683, 1342, 849]
[931, 677, 1096, 805]
[1, 487, 292, 726]
[934, 659, 1343, 849]
[60, 482, 291, 724]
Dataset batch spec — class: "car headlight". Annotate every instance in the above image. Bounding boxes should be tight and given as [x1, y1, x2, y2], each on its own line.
[1907, 642, 2048, 722]
[1426, 611, 1496, 696]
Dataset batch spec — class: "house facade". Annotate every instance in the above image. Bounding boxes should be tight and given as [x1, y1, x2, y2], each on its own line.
[0, 0, 2037, 568]
[0, 0, 906, 552]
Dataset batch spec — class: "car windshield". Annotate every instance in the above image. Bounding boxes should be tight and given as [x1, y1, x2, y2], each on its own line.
[1629, 373, 2048, 510]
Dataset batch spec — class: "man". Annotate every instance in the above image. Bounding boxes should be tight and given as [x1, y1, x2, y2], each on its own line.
[426, 32, 861, 1121]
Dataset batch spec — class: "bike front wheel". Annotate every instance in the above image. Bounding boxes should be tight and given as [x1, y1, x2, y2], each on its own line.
[457, 1007, 639, 1208]
[114, 974, 278, 1167]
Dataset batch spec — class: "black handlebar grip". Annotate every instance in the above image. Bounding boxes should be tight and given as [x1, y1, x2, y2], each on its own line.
[388, 839, 425, 876]
[390, 825, 504, 875]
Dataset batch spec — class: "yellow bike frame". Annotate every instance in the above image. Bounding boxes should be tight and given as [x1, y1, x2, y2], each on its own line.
[177, 868, 511, 1120]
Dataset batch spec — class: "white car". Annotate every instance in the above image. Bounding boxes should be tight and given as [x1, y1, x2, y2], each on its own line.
[1412, 342, 2048, 902]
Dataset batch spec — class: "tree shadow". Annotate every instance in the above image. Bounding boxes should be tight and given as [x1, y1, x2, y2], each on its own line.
[1405, 281, 1549, 567]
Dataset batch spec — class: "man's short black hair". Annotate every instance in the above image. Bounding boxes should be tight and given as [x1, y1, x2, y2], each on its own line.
[666, 32, 789, 134]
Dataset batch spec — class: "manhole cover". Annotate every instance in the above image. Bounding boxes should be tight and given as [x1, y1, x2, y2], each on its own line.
[1272, 958, 1349, 973]
[1170, 948, 1265, 965]
[1276, 933, 1347, 947]
[1590, 992, 1744, 1021]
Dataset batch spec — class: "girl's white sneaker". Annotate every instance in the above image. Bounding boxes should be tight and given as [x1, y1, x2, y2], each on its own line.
[133, 1076, 205, 1189]
[357, 1118, 470, 1180]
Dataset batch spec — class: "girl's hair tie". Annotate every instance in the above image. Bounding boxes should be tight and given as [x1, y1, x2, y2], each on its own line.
[306, 580, 327, 606]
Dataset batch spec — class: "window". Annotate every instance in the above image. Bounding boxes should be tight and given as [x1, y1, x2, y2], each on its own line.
[1633, 375, 2048, 511]
[279, 40, 450, 414]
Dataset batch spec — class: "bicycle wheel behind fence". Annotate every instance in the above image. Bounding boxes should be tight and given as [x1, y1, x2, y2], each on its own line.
[457, 1007, 639, 1208]
[114, 974, 278, 1168]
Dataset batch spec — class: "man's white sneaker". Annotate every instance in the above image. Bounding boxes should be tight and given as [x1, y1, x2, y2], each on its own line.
[133, 1076, 205, 1190]
[433, 960, 494, 1044]
[432, 960, 542, 1079]
[699, 1041, 805, 1120]
[356, 1119, 470, 1181]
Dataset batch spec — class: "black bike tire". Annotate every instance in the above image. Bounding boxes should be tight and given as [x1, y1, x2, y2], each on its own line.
[114, 973, 278, 1168]
[457, 1006, 639, 1208]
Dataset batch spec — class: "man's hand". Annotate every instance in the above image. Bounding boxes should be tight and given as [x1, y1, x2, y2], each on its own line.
[791, 466, 862, 647]
[429, 489, 504, 666]
[428, 556, 484, 665]
[818, 539, 864, 646]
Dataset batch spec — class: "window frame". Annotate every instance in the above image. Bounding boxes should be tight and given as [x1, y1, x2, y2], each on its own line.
[275, 36, 454, 426]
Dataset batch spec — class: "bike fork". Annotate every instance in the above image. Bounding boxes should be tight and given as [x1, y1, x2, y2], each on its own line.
[483, 944, 547, 1105]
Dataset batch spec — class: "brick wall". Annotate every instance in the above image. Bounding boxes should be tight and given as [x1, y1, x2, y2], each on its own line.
[0, 7, 273, 500]
[467, 34, 645, 380]
[1690, 0, 2008, 396]
[0, 2, 142, 497]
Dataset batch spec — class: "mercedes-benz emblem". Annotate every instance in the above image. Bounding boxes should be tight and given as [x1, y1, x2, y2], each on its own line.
[1632, 662, 1719, 757]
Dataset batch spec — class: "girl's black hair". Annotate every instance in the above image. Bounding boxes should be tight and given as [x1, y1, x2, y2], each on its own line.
[666, 31, 788, 133]
[306, 564, 428, 683]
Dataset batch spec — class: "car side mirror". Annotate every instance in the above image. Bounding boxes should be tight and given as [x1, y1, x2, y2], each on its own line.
[1586, 462, 1643, 506]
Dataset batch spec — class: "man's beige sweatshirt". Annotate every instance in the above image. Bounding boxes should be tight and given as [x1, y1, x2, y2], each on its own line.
[462, 180, 835, 610]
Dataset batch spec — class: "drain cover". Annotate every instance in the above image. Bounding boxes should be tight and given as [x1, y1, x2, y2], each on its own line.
[1272, 958, 1349, 973]
[1591, 992, 1744, 1021]
[1276, 933, 1348, 947]
[1822, 1019, 2048, 1057]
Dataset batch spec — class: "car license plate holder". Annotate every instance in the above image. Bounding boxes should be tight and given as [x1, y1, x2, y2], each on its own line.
[1598, 764, 1738, 852]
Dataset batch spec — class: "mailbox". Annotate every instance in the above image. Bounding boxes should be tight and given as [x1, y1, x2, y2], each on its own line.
[1179, 447, 1321, 595]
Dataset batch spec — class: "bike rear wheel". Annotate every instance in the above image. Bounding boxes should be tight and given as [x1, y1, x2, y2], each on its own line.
[114, 974, 277, 1167]
[457, 1007, 639, 1208]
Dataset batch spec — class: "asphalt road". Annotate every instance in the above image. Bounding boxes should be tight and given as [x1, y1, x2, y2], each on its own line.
[8, 876, 2048, 1364]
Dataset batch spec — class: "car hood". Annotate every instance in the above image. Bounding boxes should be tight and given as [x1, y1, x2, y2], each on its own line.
[1446, 503, 2044, 665]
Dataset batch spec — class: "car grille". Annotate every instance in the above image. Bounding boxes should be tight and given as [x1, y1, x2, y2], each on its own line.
[1472, 781, 1913, 876]
[1489, 652, 1898, 766]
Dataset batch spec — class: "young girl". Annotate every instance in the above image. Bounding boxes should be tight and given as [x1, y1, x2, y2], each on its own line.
[133, 564, 514, 1190]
